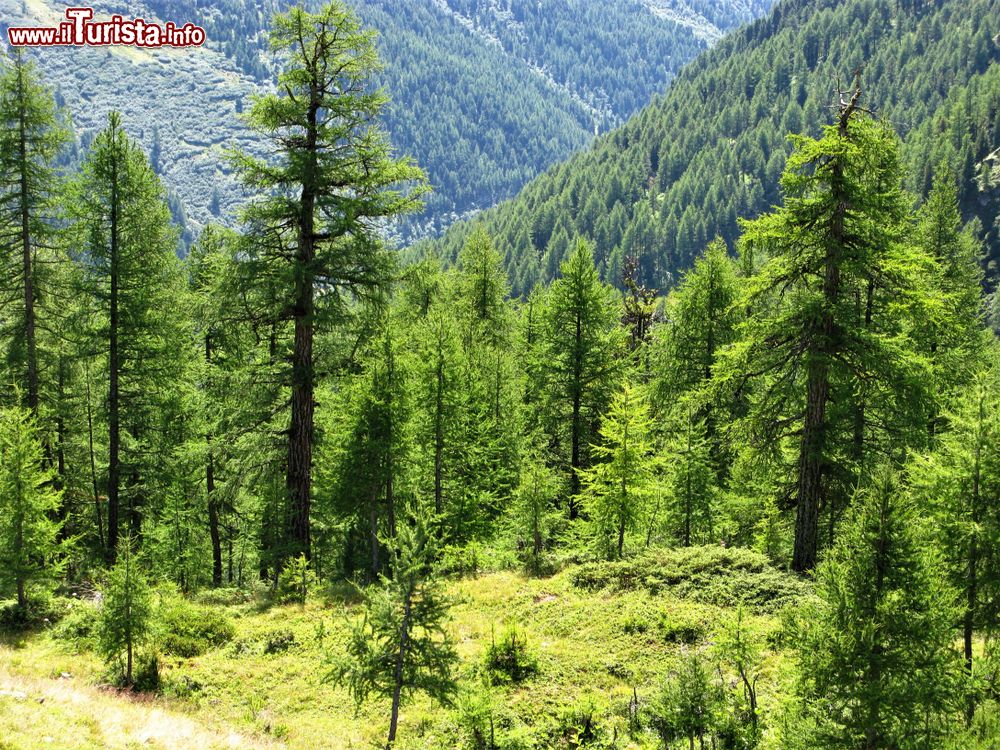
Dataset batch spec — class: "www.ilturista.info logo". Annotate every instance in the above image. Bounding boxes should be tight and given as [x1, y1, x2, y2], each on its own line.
[7, 7, 206, 47]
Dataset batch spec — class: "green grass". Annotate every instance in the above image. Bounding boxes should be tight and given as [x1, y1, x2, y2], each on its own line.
[0, 550, 802, 749]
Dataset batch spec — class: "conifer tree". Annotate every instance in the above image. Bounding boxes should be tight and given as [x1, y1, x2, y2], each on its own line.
[663, 407, 717, 547]
[912, 168, 986, 435]
[578, 380, 656, 559]
[718, 90, 929, 571]
[70, 111, 183, 562]
[0, 404, 64, 609]
[540, 238, 622, 516]
[509, 443, 562, 571]
[331, 513, 458, 749]
[909, 361, 1000, 717]
[98, 532, 152, 686]
[233, 0, 425, 565]
[0, 49, 69, 416]
[795, 468, 960, 748]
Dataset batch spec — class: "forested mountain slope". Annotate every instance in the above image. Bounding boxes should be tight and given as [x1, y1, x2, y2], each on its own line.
[0, 0, 774, 245]
[419, 0, 1000, 295]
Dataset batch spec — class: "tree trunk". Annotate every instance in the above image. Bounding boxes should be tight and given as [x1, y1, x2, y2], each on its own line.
[793, 102, 853, 573]
[387, 589, 413, 749]
[206, 336, 223, 587]
[434, 338, 444, 515]
[569, 310, 583, 518]
[107, 122, 121, 564]
[207, 446, 222, 587]
[285, 84, 320, 563]
[85, 363, 104, 551]
[965, 393, 984, 724]
[16, 59, 39, 416]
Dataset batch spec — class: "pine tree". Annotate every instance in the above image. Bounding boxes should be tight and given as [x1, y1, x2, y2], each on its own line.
[509, 443, 562, 571]
[795, 468, 961, 748]
[233, 0, 425, 565]
[662, 407, 717, 547]
[0, 404, 64, 609]
[718, 89, 930, 571]
[330, 513, 458, 749]
[912, 167, 986, 436]
[652, 240, 739, 475]
[578, 380, 656, 559]
[323, 316, 411, 581]
[909, 360, 1000, 719]
[540, 238, 623, 517]
[0, 49, 69, 416]
[98, 532, 153, 686]
[70, 111, 183, 562]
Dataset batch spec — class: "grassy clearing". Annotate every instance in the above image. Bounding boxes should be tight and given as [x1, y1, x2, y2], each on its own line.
[0, 549, 802, 749]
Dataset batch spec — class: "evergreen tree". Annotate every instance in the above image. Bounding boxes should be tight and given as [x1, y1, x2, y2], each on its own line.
[912, 167, 986, 436]
[322, 316, 411, 581]
[718, 91, 929, 571]
[509, 443, 562, 571]
[795, 468, 961, 748]
[0, 49, 69, 416]
[70, 111, 183, 562]
[233, 0, 425, 565]
[649, 650, 724, 750]
[909, 361, 1000, 718]
[98, 532, 153, 686]
[651, 240, 739, 474]
[662, 407, 717, 547]
[578, 380, 655, 559]
[331, 513, 458, 749]
[0, 404, 64, 608]
[540, 238, 623, 517]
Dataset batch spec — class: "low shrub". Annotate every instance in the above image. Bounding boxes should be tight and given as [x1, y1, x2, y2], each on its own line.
[0, 594, 64, 630]
[657, 604, 711, 645]
[262, 628, 296, 654]
[482, 625, 538, 685]
[159, 596, 235, 657]
[132, 651, 161, 692]
[52, 598, 99, 649]
[554, 694, 601, 747]
[572, 545, 810, 612]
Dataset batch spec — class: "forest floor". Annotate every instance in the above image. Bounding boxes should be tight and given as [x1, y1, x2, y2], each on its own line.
[0, 547, 803, 749]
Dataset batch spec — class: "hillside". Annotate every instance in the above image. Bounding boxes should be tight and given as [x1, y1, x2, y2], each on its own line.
[1, 0, 775, 245]
[1, 549, 805, 749]
[418, 0, 1000, 294]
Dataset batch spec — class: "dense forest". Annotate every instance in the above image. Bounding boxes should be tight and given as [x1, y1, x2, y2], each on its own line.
[1, 0, 774, 247]
[418, 0, 1000, 298]
[2, 1, 1000, 749]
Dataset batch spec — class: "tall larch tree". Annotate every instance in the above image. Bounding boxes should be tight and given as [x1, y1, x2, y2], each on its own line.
[540, 238, 622, 517]
[717, 87, 929, 571]
[70, 111, 181, 562]
[233, 0, 425, 565]
[0, 49, 68, 416]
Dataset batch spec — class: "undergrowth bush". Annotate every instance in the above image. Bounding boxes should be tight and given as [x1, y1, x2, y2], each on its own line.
[482, 624, 538, 685]
[159, 595, 235, 657]
[572, 545, 810, 612]
[52, 597, 99, 648]
[276, 554, 316, 604]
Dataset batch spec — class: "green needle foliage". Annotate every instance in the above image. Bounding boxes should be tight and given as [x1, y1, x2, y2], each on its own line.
[579, 380, 656, 560]
[0, 404, 65, 610]
[233, 0, 426, 565]
[330, 513, 458, 749]
[718, 97, 932, 572]
[0, 49, 69, 417]
[98, 532, 153, 687]
[794, 468, 961, 749]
